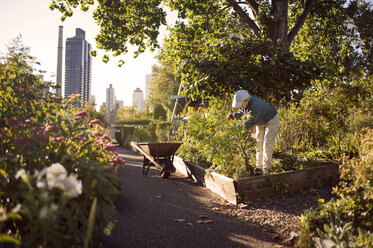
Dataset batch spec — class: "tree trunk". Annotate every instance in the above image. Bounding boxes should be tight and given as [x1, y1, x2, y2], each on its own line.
[270, 0, 289, 50]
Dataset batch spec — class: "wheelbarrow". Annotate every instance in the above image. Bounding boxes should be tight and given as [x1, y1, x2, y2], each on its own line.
[132, 142, 182, 178]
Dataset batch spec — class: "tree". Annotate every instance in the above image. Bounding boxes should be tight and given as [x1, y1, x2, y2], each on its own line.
[49, 0, 318, 56]
[117, 106, 137, 120]
[152, 104, 167, 120]
[147, 61, 181, 118]
[6, 34, 31, 58]
[5, 35, 39, 67]
[50, 0, 373, 102]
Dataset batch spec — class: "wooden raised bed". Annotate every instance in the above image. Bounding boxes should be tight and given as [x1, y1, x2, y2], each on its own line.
[173, 157, 340, 204]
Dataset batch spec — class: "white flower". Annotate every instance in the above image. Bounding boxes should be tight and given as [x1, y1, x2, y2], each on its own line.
[50, 204, 59, 212]
[39, 206, 48, 219]
[15, 169, 26, 179]
[0, 206, 6, 221]
[46, 163, 67, 189]
[35, 163, 82, 199]
[36, 180, 47, 189]
[63, 174, 82, 198]
[11, 204, 21, 213]
[37, 163, 68, 190]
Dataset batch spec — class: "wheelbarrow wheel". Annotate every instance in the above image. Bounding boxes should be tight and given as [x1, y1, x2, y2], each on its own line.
[162, 172, 170, 179]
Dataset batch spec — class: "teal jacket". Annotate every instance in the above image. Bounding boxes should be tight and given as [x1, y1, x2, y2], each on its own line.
[233, 96, 277, 129]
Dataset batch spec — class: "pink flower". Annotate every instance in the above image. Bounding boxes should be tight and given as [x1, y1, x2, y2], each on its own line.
[14, 138, 31, 148]
[72, 136, 89, 143]
[32, 126, 45, 133]
[99, 135, 111, 143]
[103, 143, 117, 153]
[0, 130, 8, 138]
[25, 119, 34, 125]
[7, 118, 24, 130]
[110, 157, 125, 167]
[89, 119, 104, 127]
[92, 131, 103, 137]
[45, 124, 58, 133]
[33, 134, 49, 144]
[51, 136, 64, 142]
[75, 111, 89, 120]
[7, 118, 20, 126]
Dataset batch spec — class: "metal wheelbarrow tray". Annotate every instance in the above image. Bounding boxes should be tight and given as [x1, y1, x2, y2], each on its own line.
[133, 142, 182, 178]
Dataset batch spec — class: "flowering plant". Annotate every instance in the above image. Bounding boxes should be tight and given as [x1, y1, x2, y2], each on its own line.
[175, 101, 256, 178]
[0, 54, 122, 247]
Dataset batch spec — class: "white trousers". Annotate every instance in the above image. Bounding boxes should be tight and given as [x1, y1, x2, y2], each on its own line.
[255, 114, 279, 172]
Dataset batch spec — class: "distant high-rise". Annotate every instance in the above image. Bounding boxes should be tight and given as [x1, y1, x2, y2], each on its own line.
[132, 88, 145, 112]
[64, 28, 92, 107]
[106, 84, 116, 122]
[145, 74, 153, 102]
[56, 26, 63, 97]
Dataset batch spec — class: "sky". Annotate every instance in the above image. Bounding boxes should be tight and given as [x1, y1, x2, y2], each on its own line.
[0, 0, 174, 108]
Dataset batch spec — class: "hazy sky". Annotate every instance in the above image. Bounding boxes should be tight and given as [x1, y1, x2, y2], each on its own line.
[0, 0, 173, 107]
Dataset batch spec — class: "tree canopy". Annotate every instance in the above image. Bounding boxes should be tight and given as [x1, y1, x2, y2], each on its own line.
[147, 61, 181, 118]
[50, 0, 373, 102]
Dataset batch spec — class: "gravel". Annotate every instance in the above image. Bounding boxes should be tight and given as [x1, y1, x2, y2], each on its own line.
[205, 187, 334, 246]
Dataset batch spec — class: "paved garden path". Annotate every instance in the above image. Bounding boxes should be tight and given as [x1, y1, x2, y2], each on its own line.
[97, 146, 279, 248]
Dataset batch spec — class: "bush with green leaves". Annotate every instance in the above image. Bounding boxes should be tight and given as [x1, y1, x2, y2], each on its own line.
[127, 120, 172, 143]
[175, 102, 256, 179]
[299, 128, 373, 247]
[0, 54, 122, 247]
[277, 78, 373, 160]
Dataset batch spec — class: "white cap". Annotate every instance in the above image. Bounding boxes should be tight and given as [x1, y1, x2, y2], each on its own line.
[232, 90, 251, 108]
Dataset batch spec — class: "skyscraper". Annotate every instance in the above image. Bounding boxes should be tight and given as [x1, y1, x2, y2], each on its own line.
[56, 26, 63, 97]
[64, 28, 92, 107]
[145, 74, 153, 102]
[132, 88, 145, 112]
[106, 84, 116, 122]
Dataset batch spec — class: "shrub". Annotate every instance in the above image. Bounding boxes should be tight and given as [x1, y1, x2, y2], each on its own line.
[0, 54, 122, 247]
[116, 119, 152, 125]
[127, 120, 172, 143]
[175, 102, 256, 178]
[277, 78, 373, 161]
[299, 128, 373, 247]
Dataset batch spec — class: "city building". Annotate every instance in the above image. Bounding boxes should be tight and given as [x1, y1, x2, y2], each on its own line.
[132, 87, 145, 112]
[64, 28, 92, 107]
[56, 25, 63, 97]
[106, 84, 117, 124]
[145, 74, 153, 102]
[116, 100, 124, 109]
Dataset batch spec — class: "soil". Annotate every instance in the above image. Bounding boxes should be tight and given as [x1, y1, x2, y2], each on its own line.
[205, 186, 334, 246]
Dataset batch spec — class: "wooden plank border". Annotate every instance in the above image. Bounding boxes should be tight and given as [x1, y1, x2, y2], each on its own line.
[173, 156, 340, 205]
[174, 157, 238, 204]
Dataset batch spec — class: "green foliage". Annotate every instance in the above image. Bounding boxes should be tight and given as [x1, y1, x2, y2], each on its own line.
[116, 105, 138, 120]
[292, 0, 373, 78]
[128, 120, 172, 143]
[152, 104, 167, 120]
[116, 119, 152, 125]
[50, 0, 166, 59]
[316, 222, 373, 248]
[50, 0, 373, 102]
[175, 102, 256, 178]
[276, 78, 373, 158]
[299, 129, 373, 247]
[0, 54, 122, 247]
[80, 100, 108, 127]
[176, 36, 319, 102]
[147, 61, 182, 119]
